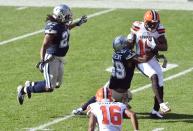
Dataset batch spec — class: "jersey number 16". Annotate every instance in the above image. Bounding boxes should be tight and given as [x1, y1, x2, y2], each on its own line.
[100, 105, 122, 125]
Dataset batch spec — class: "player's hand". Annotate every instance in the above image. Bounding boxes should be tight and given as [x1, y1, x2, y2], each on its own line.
[146, 37, 156, 49]
[160, 102, 171, 113]
[36, 60, 44, 73]
[76, 15, 87, 26]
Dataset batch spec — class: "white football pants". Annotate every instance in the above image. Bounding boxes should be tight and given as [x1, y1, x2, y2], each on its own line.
[137, 57, 163, 87]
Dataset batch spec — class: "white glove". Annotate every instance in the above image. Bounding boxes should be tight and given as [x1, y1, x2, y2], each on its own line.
[160, 102, 171, 113]
[146, 37, 156, 49]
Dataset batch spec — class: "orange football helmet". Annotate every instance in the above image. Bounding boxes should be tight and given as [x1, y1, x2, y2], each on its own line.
[144, 10, 160, 31]
[96, 87, 113, 102]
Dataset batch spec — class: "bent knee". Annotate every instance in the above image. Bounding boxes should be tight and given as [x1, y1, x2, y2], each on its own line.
[151, 74, 158, 80]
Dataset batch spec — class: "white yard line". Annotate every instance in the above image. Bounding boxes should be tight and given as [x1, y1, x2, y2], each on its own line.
[29, 114, 74, 131]
[16, 6, 28, 10]
[0, 8, 116, 46]
[131, 67, 193, 93]
[152, 127, 165, 131]
[0, 30, 44, 45]
[28, 67, 193, 131]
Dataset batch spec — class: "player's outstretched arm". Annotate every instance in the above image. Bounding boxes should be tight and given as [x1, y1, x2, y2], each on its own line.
[69, 15, 87, 30]
[124, 109, 139, 131]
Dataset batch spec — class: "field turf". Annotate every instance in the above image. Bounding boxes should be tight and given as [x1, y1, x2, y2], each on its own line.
[0, 6, 193, 131]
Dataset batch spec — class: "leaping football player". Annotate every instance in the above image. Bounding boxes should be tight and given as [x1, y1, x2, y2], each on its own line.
[17, 4, 87, 105]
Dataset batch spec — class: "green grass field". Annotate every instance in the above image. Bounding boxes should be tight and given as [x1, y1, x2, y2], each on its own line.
[0, 6, 193, 131]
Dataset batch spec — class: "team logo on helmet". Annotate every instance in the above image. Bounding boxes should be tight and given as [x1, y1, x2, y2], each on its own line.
[52, 4, 73, 24]
[144, 10, 160, 32]
[112, 35, 129, 52]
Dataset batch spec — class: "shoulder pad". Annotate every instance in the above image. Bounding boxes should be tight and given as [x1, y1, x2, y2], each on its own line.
[44, 21, 58, 34]
[157, 24, 166, 34]
[131, 21, 141, 33]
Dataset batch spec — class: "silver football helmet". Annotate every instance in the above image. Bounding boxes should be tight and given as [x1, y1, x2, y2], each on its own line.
[112, 35, 129, 52]
[52, 4, 73, 24]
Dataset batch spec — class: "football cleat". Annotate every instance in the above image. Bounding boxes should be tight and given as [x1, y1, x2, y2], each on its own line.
[160, 102, 171, 113]
[17, 85, 25, 105]
[72, 108, 84, 115]
[24, 81, 32, 99]
[150, 109, 163, 119]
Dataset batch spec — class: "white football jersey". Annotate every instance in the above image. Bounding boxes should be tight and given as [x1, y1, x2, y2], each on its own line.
[130, 21, 166, 56]
[88, 102, 127, 131]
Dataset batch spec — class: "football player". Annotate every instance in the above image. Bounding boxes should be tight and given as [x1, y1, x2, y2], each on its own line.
[127, 10, 171, 118]
[72, 35, 153, 115]
[17, 4, 87, 105]
[87, 87, 139, 131]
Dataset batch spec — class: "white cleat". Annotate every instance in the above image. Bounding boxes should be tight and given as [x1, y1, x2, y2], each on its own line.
[72, 108, 84, 115]
[150, 109, 163, 119]
[160, 102, 171, 113]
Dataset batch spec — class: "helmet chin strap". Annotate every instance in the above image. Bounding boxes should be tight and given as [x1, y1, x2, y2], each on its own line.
[145, 23, 158, 32]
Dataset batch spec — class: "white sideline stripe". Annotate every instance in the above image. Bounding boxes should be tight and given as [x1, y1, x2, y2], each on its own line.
[0, 30, 44, 45]
[29, 114, 74, 131]
[131, 67, 193, 93]
[87, 8, 116, 19]
[0, 8, 116, 46]
[16, 6, 28, 10]
[152, 127, 165, 131]
[23, 128, 52, 131]
[28, 67, 193, 131]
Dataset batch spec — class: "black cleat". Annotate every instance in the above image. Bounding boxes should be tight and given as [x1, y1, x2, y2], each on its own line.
[17, 85, 25, 105]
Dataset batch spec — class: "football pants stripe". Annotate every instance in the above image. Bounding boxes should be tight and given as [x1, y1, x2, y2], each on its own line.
[45, 63, 51, 89]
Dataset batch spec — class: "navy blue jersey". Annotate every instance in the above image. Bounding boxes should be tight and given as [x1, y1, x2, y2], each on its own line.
[45, 21, 70, 57]
[109, 48, 136, 90]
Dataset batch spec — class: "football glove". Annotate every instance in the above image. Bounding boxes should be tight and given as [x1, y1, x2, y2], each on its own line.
[156, 54, 168, 68]
[36, 60, 44, 73]
[160, 102, 171, 113]
[76, 15, 87, 26]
